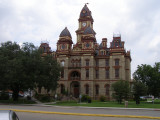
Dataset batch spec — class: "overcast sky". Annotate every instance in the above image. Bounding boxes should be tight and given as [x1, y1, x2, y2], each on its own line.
[0, 0, 160, 77]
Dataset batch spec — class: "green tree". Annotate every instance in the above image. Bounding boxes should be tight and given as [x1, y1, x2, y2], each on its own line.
[112, 80, 130, 104]
[0, 41, 61, 101]
[35, 55, 61, 93]
[133, 63, 160, 97]
[133, 81, 147, 104]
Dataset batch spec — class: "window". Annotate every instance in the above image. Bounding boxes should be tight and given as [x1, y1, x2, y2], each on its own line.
[96, 59, 99, 67]
[115, 42, 118, 47]
[115, 69, 119, 78]
[86, 60, 89, 66]
[95, 85, 99, 95]
[106, 84, 110, 96]
[115, 59, 119, 66]
[71, 71, 80, 80]
[106, 70, 109, 79]
[61, 61, 65, 66]
[86, 69, 89, 78]
[101, 51, 103, 55]
[106, 59, 109, 66]
[96, 70, 99, 79]
[85, 84, 89, 94]
[61, 69, 64, 78]
[76, 60, 78, 67]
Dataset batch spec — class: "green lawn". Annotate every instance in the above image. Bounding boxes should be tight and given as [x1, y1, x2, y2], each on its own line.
[49, 100, 160, 109]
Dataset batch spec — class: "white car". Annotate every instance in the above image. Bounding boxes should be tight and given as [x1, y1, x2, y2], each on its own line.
[0, 110, 19, 120]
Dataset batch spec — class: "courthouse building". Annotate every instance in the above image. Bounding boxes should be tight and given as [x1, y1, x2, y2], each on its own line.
[40, 4, 131, 99]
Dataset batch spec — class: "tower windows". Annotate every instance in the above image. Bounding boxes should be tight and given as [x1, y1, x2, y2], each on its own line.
[61, 44, 65, 49]
[86, 60, 89, 66]
[115, 59, 119, 66]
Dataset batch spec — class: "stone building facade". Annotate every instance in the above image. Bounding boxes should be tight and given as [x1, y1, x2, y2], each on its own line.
[40, 4, 131, 100]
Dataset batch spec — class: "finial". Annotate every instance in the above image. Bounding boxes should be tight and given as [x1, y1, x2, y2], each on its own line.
[85, 3, 89, 5]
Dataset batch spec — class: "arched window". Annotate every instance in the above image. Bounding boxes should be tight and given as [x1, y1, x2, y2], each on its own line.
[105, 84, 110, 96]
[85, 84, 89, 95]
[95, 84, 99, 95]
[61, 61, 65, 66]
[61, 69, 64, 78]
[60, 84, 65, 94]
[71, 71, 80, 80]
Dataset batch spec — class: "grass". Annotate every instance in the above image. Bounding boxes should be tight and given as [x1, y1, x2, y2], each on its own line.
[0, 98, 36, 104]
[48, 99, 160, 109]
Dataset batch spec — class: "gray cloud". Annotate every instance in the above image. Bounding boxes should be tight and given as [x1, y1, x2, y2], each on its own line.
[0, 0, 159, 77]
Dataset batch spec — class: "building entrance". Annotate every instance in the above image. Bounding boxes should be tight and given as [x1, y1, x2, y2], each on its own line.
[70, 81, 80, 98]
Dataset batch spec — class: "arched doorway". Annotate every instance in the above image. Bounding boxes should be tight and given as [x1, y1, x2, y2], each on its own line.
[70, 81, 80, 98]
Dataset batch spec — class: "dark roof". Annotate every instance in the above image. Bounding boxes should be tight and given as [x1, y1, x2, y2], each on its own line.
[59, 27, 72, 38]
[84, 26, 96, 35]
[80, 4, 93, 19]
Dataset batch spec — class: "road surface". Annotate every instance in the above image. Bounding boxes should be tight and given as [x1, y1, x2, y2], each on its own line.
[0, 105, 160, 120]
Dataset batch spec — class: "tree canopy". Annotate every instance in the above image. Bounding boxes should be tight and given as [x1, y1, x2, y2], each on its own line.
[0, 41, 61, 100]
[133, 63, 160, 97]
[112, 80, 130, 104]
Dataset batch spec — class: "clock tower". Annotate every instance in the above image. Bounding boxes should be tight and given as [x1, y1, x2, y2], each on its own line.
[75, 4, 96, 51]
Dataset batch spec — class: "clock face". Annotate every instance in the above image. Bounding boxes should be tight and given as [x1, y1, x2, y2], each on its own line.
[82, 22, 86, 27]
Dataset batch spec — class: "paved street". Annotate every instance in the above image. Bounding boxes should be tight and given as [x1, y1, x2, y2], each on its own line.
[0, 105, 160, 120]
[16, 112, 151, 120]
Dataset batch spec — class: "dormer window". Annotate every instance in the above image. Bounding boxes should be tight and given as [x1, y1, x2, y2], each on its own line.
[115, 42, 118, 47]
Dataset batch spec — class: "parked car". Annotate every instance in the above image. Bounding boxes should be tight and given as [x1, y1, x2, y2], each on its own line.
[0, 110, 19, 120]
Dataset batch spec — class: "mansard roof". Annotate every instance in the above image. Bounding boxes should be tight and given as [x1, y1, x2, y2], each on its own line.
[84, 26, 96, 35]
[110, 36, 123, 48]
[59, 27, 72, 38]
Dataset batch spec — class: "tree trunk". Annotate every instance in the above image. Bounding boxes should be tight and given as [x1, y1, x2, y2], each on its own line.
[12, 88, 19, 101]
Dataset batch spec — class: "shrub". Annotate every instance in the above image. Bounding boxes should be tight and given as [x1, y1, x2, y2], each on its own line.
[35, 93, 51, 102]
[81, 94, 89, 102]
[27, 96, 31, 100]
[99, 95, 106, 102]
[87, 96, 92, 103]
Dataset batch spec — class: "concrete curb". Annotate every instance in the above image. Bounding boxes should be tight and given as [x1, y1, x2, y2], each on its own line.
[0, 108, 160, 119]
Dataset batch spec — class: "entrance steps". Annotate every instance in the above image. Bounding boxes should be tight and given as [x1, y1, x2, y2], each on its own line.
[61, 95, 78, 102]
